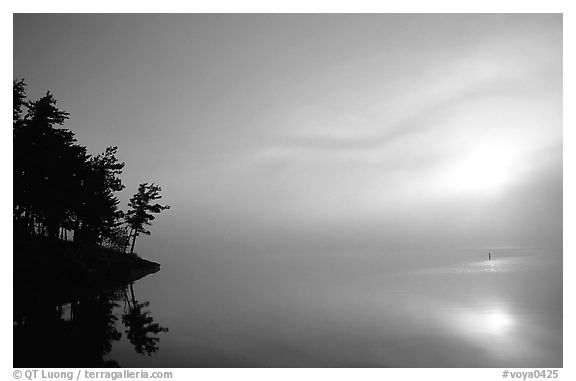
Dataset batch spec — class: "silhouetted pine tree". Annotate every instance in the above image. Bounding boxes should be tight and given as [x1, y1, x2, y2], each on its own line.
[125, 183, 170, 254]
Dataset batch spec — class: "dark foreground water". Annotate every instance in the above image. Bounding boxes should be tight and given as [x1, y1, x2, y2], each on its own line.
[14, 248, 562, 367]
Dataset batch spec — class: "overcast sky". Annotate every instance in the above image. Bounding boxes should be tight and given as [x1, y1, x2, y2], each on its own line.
[13, 14, 562, 255]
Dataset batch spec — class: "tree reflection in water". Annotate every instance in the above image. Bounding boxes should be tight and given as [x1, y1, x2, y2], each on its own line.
[13, 283, 168, 367]
[122, 283, 169, 356]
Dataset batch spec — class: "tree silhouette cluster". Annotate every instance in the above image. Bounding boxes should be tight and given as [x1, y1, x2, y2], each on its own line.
[13, 79, 169, 250]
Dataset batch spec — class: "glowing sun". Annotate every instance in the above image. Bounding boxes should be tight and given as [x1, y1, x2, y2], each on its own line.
[434, 142, 520, 197]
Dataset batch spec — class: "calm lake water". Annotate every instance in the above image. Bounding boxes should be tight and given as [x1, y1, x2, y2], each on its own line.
[15, 247, 562, 367]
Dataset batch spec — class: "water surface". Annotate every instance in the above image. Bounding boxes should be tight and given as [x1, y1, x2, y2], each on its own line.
[102, 247, 562, 367]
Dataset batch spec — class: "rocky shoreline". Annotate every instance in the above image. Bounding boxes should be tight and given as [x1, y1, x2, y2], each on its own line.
[13, 237, 160, 309]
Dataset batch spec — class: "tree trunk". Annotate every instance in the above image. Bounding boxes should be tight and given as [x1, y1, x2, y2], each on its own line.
[130, 232, 137, 254]
[124, 290, 132, 310]
[124, 228, 133, 253]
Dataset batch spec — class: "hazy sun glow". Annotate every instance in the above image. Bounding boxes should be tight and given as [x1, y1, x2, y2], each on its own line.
[434, 140, 521, 197]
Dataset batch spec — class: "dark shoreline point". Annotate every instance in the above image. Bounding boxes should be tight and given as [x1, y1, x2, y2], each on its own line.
[14, 237, 160, 308]
[14, 237, 163, 368]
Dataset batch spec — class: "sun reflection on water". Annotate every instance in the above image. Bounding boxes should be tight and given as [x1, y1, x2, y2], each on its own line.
[483, 309, 514, 334]
[452, 306, 516, 337]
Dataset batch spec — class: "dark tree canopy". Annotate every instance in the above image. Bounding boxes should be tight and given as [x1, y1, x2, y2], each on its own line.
[76, 146, 125, 243]
[13, 84, 87, 240]
[13, 79, 169, 253]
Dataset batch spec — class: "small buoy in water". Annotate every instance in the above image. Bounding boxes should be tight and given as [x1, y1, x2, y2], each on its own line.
[489, 252, 491, 261]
